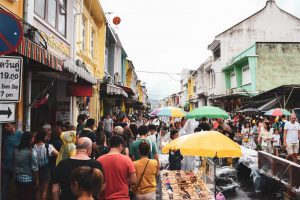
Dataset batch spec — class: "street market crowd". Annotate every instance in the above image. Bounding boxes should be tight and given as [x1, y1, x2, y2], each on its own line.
[1, 111, 299, 200]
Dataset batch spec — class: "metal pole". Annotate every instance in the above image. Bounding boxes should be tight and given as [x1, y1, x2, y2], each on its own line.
[214, 161, 216, 198]
[25, 72, 32, 131]
[0, 123, 2, 199]
[285, 87, 294, 109]
[283, 88, 286, 109]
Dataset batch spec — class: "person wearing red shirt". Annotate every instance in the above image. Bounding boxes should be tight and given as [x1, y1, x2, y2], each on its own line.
[97, 135, 137, 200]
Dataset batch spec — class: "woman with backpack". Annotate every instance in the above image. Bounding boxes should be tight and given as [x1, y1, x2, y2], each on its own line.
[34, 129, 58, 200]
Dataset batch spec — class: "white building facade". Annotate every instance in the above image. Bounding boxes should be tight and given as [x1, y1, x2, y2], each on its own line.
[207, 0, 300, 106]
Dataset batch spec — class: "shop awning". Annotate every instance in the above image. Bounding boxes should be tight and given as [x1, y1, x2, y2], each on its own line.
[189, 98, 198, 103]
[235, 97, 281, 113]
[104, 84, 128, 98]
[215, 92, 250, 99]
[119, 85, 135, 95]
[64, 64, 98, 84]
[68, 84, 92, 97]
[257, 97, 281, 111]
[16, 38, 63, 71]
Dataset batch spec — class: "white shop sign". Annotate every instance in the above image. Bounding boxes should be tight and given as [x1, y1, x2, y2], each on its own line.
[0, 56, 23, 102]
[0, 103, 15, 123]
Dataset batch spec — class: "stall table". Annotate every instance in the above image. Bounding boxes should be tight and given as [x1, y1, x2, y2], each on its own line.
[160, 170, 213, 200]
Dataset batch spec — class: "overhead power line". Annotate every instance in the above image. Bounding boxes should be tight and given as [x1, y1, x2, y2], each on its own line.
[135, 70, 181, 81]
[135, 70, 181, 75]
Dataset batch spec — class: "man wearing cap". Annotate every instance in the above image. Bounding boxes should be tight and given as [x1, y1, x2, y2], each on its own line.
[284, 113, 300, 163]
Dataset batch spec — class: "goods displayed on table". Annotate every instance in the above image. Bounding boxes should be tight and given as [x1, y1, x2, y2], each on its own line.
[161, 170, 213, 200]
[159, 154, 170, 169]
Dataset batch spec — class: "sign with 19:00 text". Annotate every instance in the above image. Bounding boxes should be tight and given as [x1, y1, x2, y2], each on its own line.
[0, 56, 22, 102]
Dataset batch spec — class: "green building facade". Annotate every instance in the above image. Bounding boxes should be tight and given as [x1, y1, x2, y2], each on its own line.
[223, 42, 300, 95]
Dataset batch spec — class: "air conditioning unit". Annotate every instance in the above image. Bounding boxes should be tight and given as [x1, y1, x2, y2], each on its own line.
[75, 59, 81, 66]
[81, 62, 88, 72]
[114, 73, 119, 84]
[103, 76, 112, 84]
[226, 89, 232, 94]
[236, 88, 244, 92]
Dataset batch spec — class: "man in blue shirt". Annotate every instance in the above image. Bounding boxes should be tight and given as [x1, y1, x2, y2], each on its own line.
[1, 122, 22, 200]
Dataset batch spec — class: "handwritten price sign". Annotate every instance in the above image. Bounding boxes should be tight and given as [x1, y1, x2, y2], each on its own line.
[0, 56, 22, 102]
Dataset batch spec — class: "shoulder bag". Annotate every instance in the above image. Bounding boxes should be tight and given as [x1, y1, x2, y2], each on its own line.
[132, 159, 150, 193]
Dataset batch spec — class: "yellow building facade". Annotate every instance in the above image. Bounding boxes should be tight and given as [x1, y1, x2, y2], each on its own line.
[0, 0, 23, 18]
[125, 60, 133, 87]
[187, 77, 195, 110]
[75, 0, 106, 123]
[0, 1, 24, 129]
[137, 81, 143, 103]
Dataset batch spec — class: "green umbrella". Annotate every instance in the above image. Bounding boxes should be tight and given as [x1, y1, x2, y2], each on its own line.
[186, 106, 229, 119]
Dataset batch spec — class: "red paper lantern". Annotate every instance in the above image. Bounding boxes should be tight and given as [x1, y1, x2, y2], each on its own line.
[113, 16, 121, 25]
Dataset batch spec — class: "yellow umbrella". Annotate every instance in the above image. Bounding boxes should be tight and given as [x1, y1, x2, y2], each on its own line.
[162, 131, 242, 158]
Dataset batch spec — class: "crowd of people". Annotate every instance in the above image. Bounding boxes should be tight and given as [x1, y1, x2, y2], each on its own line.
[1, 111, 299, 200]
[1, 113, 161, 200]
[227, 113, 300, 163]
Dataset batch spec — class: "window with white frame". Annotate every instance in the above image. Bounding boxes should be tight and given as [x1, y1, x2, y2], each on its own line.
[230, 72, 237, 88]
[90, 30, 95, 58]
[206, 70, 211, 89]
[81, 17, 86, 51]
[47, 0, 57, 27]
[104, 47, 108, 72]
[212, 70, 216, 87]
[35, 0, 46, 18]
[208, 69, 216, 89]
[242, 65, 251, 85]
[213, 45, 221, 61]
[34, 0, 67, 35]
[58, 0, 67, 34]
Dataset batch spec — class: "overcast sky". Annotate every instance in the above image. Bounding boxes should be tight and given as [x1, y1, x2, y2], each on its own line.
[100, 0, 300, 100]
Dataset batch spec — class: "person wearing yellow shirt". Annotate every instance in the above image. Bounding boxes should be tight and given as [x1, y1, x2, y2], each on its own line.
[133, 141, 158, 200]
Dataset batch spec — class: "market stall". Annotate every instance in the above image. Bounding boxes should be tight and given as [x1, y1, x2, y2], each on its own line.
[160, 170, 213, 200]
[162, 131, 242, 199]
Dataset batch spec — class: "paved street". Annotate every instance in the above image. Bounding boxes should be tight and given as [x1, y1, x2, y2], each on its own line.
[1, 0, 300, 199]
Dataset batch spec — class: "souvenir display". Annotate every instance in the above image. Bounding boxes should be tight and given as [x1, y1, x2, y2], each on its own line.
[161, 170, 213, 200]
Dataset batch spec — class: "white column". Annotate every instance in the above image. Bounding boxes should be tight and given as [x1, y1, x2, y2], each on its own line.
[70, 95, 77, 126]
[70, 96, 73, 124]
[25, 72, 32, 131]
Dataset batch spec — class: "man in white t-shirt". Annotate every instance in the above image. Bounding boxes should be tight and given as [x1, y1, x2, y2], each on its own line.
[284, 113, 300, 163]
[147, 124, 158, 146]
[160, 126, 170, 143]
[152, 117, 160, 127]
